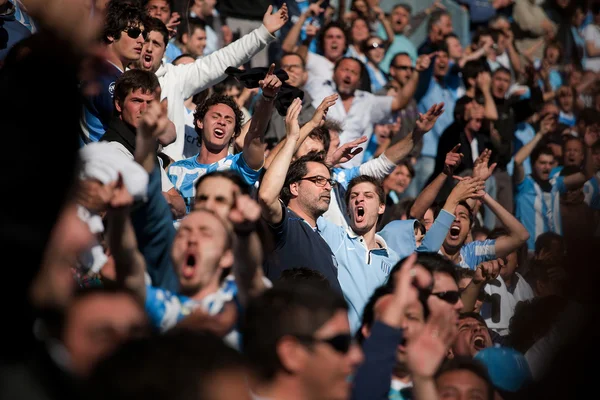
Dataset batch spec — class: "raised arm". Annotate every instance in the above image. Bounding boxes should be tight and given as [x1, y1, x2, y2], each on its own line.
[243, 64, 282, 170]
[411, 144, 463, 219]
[179, 5, 288, 99]
[481, 192, 530, 257]
[460, 260, 500, 313]
[476, 71, 499, 121]
[135, 91, 170, 173]
[265, 94, 338, 169]
[513, 114, 553, 184]
[258, 98, 303, 225]
[391, 53, 432, 112]
[373, 6, 394, 46]
[281, 2, 323, 53]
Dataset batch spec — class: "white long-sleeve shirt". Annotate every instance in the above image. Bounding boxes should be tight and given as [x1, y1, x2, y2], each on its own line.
[158, 25, 275, 161]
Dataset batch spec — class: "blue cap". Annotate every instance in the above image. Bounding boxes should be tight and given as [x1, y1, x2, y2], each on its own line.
[474, 346, 532, 392]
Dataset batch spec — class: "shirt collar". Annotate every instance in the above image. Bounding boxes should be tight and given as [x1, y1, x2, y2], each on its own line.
[346, 227, 390, 251]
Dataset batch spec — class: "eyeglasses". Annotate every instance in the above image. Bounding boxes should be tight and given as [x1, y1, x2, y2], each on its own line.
[296, 333, 354, 354]
[124, 26, 147, 40]
[299, 175, 337, 188]
[392, 65, 415, 71]
[366, 42, 385, 50]
[431, 290, 461, 305]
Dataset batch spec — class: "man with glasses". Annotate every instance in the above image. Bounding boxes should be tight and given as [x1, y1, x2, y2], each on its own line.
[243, 282, 364, 400]
[81, 0, 147, 144]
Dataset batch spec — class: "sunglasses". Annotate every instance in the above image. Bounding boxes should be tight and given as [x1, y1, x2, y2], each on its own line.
[367, 42, 385, 50]
[296, 333, 354, 354]
[431, 290, 461, 305]
[392, 65, 415, 72]
[124, 26, 147, 40]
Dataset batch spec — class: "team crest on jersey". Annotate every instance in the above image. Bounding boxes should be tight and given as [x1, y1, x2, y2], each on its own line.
[109, 82, 116, 97]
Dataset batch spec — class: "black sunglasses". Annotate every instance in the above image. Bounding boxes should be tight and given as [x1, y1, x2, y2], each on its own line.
[125, 26, 147, 40]
[431, 290, 461, 305]
[367, 42, 385, 50]
[296, 333, 354, 354]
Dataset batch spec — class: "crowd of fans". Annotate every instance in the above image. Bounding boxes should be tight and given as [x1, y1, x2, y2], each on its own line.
[1, 0, 598, 399]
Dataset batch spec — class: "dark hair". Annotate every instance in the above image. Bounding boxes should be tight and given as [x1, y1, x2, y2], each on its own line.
[278, 268, 330, 290]
[459, 311, 488, 327]
[530, 145, 555, 165]
[280, 52, 306, 69]
[435, 357, 495, 400]
[543, 41, 563, 62]
[114, 69, 160, 108]
[445, 32, 459, 41]
[317, 21, 349, 55]
[193, 94, 244, 138]
[322, 119, 344, 133]
[578, 107, 600, 126]
[396, 159, 415, 178]
[493, 66, 511, 77]
[242, 283, 348, 381]
[143, 16, 169, 46]
[427, 10, 450, 33]
[89, 330, 245, 400]
[345, 175, 385, 205]
[334, 56, 363, 73]
[457, 200, 474, 227]
[142, 0, 174, 10]
[534, 231, 565, 255]
[103, 1, 145, 44]
[389, 51, 411, 70]
[471, 226, 491, 240]
[356, 285, 394, 344]
[392, 3, 412, 13]
[462, 60, 487, 89]
[212, 75, 244, 96]
[281, 151, 331, 205]
[388, 252, 459, 289]
[178, 16, 206, 43]
[307, 126, 331, 153]
[194, 169, 251, 195]
[172, 53, 195, 65]
[456, 266, 475, 280]
[561, 135, 584, 156]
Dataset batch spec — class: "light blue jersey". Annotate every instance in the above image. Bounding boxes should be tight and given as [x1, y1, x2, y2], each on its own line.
[332, 166, 361, 189]
[454, 239, 497, 270]
[551, 166, 600, 210]
[168, 153, 261, 213]
[515, 175, 566, 250]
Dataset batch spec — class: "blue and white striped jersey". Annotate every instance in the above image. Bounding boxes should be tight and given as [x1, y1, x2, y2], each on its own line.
[167, 153, 261, 213]
[452, 239, 498, 270]
[515, 175, 566, 250]
[332, 166, 361, 189]
[551, 166, 600, 210]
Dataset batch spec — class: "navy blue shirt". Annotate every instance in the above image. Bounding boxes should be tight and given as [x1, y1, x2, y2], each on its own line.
[263, 202, 342, 294]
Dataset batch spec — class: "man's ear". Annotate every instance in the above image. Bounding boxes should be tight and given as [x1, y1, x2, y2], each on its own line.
[360, 325, 371, 341]
[181, 32, 189, 45]
[277, 336, 308, 374]
[196, 119, 203, 130]
[447, 348, 454, 359]
[290, 182, 300, 197]
[115, 99, 123, 114]
[106, 35, 115, 44]
[378, 203, 385, 216]
[219, 249, 234, 269]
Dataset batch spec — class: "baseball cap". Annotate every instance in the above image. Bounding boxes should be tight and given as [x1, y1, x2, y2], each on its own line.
[474, 346, 532, 392]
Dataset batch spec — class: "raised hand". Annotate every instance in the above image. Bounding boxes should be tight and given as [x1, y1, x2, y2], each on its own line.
[306, 0, 325, 17]
[138, 90, 169, 140]
[166, 12, 181, 39]
[109, 173, 134, 210]
[327, 136, 368, 166]
[259, 64, 282, 99]
[305, 21, 320, 39]
[285, 97, 303, 141]
[406, 296, 458, 379]
[263, 3, 289, 34]
[584, 124, 598, 147]
[414, 102, 445, 136]
[476, 71, 492, 93]
[416, 52, 437, 72]
[228, 193, 262, 235]
[444, 144, 464, 176]
[472, 149, 497, 181]
[311, 93, 338, 127]
[449, 176, 486, 202]
[539, 113, 555, 136]
[473, 260, 501, 284]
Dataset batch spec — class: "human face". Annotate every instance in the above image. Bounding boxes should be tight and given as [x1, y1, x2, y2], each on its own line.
[30, 203, 94, 310]
[334, 58, 361, 96]
[564, 139, 584, 167]
[439, 15, 453, 35]
[557, 88, 574, 112]
[351, 18, 370, 43]
[431, 271, 464, 316]
[436, 369, 490, 400]
[198, 103, 237, 153]
[452, 317, 492, 358]
[116, 88, 156, 128]
[145, 0, 171, 24]
[391, 6, 410, 34]
[352, 0, 368, 15]
[137, 30, 166, 72]
[444, 204, 471, 253]
[348, 181, 384, 235]
[171, 210, 232, 295]
[295, 135, 325, 160]
[423, 208, 435, 231]
[194, 176, 242, 220]
[492, 70, 510, 99]
[433, 51, 449, 78]
[292, 162, 333, 217]
[281, 54, 308, 88]
[390, 54, 414, 86]
[183, 26, 207, 58]
[500, 251, 518, 282]
[397, 300, 425, 362]
[446, 36, 463, 60]
[302, 310, 364, 400]
[112, 22, 145, 63]
[365, 38, 386, 64]
[545, 47, 560, 65]
[63, 293, 148, 376]
[323, 27, 346, 62]
[466, 117, 482, 133]
[533, 154, 555, 181]
[384, 164, 412, 194]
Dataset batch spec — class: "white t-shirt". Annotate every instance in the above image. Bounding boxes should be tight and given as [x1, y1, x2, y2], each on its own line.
[305, 52, 335, 87]
[582, 24, 600, 72]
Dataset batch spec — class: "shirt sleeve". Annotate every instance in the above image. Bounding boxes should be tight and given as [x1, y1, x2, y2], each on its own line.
[268, 200, 289, 248]
[369, 95, 394, 124]
[378, 220, 417, 259]
[333, 166, 361, 189]
[316, 217, 345, 254]
[358, 153, 397, 181]
[160, 164, 175, 192]
[552, 175, 567, 194]
[231, 153, 262, 185]
[418, 209, 454, 253]
[145, 285, 192, 332]
[461, 239, 497, 270]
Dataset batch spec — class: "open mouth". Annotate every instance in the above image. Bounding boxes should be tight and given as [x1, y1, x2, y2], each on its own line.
[331, 43, 339, 50]
[473, 336, 487, 351]
[355, 206, 365, 222]
[214, 128, 225, 139]
[182, 253, 196, 279]
[449, 224, 461, 240]
[142, 54, 153, 69]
